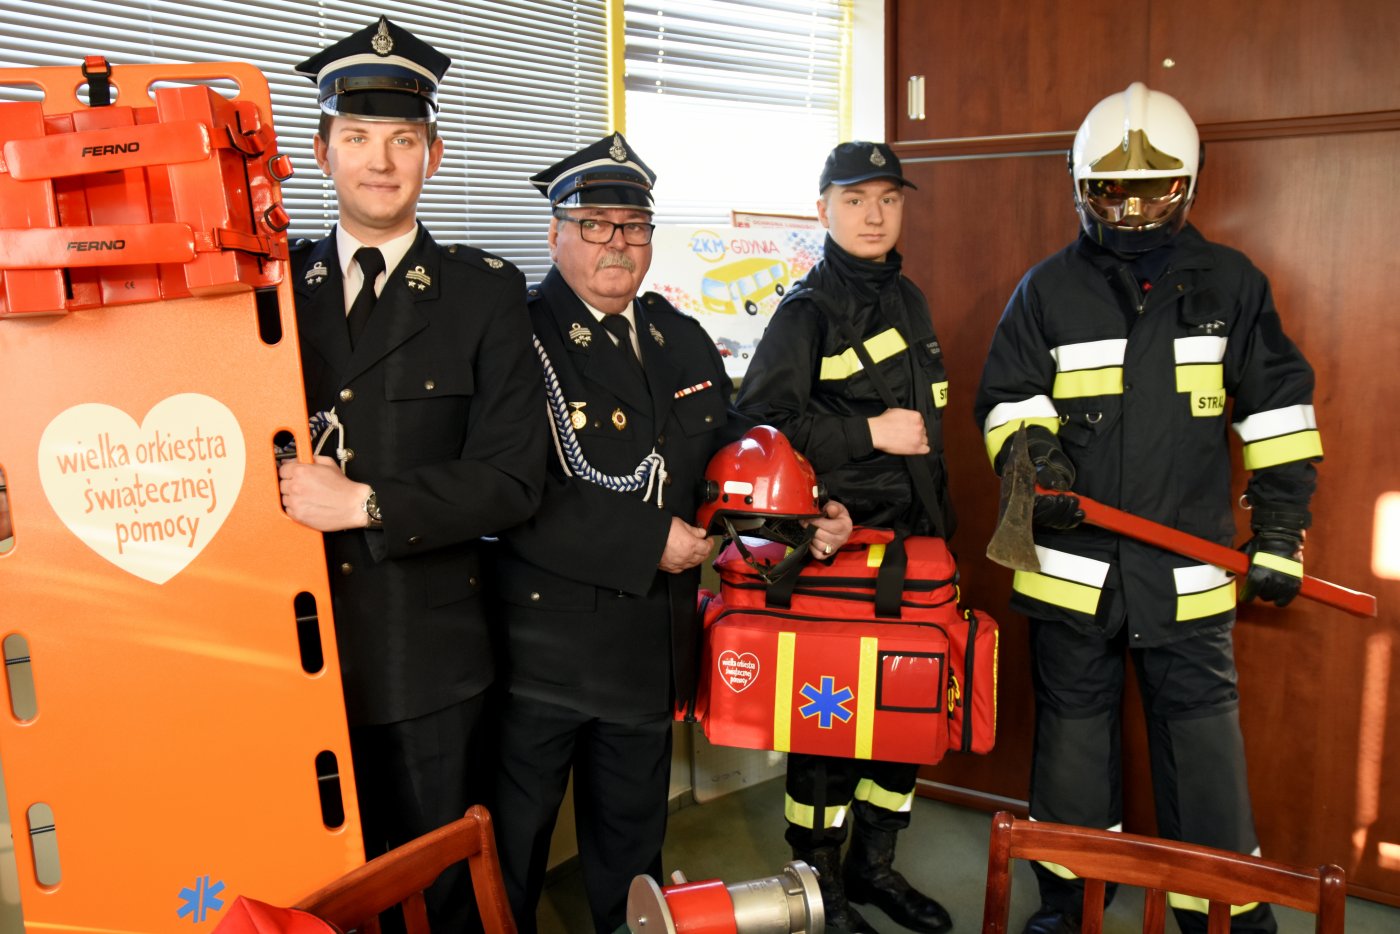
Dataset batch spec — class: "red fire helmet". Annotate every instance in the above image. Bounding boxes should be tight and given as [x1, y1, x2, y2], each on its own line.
[696, 425, 824, 535]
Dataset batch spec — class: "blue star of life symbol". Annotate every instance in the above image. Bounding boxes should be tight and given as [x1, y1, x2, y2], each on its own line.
[798, 676, 855, 729]
[177, 874, 225, 923]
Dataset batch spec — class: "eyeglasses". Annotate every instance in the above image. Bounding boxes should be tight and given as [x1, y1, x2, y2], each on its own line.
[555, 213, 656, 246]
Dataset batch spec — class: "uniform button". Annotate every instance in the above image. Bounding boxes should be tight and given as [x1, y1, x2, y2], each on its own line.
[704, 415, 714, 423]
[664, 476, 673, 486]
[657, 434, 666, 445]
[1176, 284, 1185, 292]
[342, 448, 355, 461]
[530, 591, 541, 602]
[339, 388, 355, 403]
[1124, 382, 1132, 391]
[408, 535, 422, 546]
[468, 576, 478, 587]
[424, 379, 436, 391]
[339, 563, 354, 575]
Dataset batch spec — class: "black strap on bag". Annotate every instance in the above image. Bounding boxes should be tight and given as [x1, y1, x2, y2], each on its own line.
[801, 288, 947, 539]
[765, 529, 909, 619]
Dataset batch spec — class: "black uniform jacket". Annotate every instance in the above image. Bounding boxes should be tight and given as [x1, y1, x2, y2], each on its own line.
[734, 260, 954, 536]
[497, 268, 750, 718]
[973, 226, 1320, 644]
[291, 225, 547, 726]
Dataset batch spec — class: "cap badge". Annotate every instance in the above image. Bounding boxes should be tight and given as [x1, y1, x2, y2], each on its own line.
[609, 133, 627, 162]
[611, 407, 628, 431]
[405, 265, 431, 291]
[485, 256, 504, 269]
[304, 260, 328, 286]
[569, 322, 592, 347]
[870, 148, 887, 167]
[649, 323, 665, 347]
[371, 18, 394, 56]
[569, 401, 588, 431]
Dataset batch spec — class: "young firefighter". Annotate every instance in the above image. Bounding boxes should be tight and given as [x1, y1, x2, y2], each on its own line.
[735, 141, 955, 934]
[973, 83, 1321, 934]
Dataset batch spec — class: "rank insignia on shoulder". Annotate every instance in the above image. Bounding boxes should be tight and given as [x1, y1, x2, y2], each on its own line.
[485, 256, 504, 269]
[649, 323, 665, 347]
[304, 261, 329, 286]
[405, 265, 431, 291]
[611, 408, 627, 430]
[569, 401, 588, 430]
[569, 322, 592, 347]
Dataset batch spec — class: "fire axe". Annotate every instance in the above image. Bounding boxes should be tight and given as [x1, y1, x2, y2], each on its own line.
[986, 426, 1377, 619]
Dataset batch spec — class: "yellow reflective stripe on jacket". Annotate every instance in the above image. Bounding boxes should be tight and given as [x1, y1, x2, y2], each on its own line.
[1242, 430, 1323, 470]
[1052, 367, 1123, 399]
[773, 633, 796, 752]
[983, 395, 1061, 463]
[1177, 582, 1236, 620]
[1014, 571, 1103, 615]
[854, 778, 914, 813]
[818, 328, 907, 381]
[1173, 564, 1236, 621]
[785, 794, 848, 830]
[932, 380, 948, 408]
[1166, 893, 1260, 917]
[856, 637, 878, 760]
[1175, 363, 1224, 393]
[1253, 551, 1303, 578]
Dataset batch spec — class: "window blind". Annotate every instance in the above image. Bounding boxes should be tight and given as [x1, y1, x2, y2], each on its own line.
[623, 0, 848, 224]
[0, 1, 611, 279]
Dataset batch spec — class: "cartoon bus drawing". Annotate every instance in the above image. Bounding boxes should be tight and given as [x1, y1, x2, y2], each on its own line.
[700, 257, 791, 315]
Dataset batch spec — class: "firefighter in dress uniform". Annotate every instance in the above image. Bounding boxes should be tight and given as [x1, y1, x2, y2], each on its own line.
[490, 132, 854, 934]
[973, 83, 1322, 934]
[277, 18, 546, 929]
[734, 141, 955, 934]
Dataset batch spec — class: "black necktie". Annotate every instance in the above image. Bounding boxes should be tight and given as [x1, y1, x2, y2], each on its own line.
[346, 247, 385, 347]
[600, 314, 643, 375]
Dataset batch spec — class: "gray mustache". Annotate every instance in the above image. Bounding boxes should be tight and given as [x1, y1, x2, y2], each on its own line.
[597, 253, 637, 272]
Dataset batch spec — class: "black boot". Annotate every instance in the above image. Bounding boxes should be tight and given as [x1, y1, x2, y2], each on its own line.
[843, 825, 952, 934]
[1021, 906, 1081, 934]
[794, 846, 881, 934]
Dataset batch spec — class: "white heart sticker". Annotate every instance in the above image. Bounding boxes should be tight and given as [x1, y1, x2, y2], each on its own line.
[718, 650, 760, 693]
[38, 394, 246, 584]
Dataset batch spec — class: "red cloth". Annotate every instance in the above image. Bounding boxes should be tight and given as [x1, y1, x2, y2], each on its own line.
[212, 896, 339, 934]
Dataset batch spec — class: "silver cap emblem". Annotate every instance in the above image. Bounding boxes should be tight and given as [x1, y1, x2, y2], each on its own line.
[609, 133, 627, 162]
[870, 148, 887, 167]
[372, 18, 394, 56]
[485, 257, 504, 269]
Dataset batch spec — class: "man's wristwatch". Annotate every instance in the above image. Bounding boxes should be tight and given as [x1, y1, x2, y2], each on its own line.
[363, 488, 383, 529]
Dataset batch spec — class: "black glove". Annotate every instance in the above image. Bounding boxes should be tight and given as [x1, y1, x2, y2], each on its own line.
[1240, 527, 1305, 607]
[1027, 428, 1084, 530]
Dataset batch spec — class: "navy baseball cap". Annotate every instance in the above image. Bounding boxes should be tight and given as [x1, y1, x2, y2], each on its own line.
[295, 17, 450, 123]
[531, 133, 657, 214]
[819, 140, 917, 192]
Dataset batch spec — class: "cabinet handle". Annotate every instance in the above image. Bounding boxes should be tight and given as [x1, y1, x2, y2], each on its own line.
[907, 75, 926, 121]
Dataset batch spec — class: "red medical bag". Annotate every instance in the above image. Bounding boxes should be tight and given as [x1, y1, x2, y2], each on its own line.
[687, 528, 998, 765]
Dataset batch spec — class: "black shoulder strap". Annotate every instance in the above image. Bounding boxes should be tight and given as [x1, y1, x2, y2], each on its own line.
[803, 288, 946, 539]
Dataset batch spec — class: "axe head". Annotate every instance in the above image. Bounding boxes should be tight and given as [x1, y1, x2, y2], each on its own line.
[986, 424, 1040, 572]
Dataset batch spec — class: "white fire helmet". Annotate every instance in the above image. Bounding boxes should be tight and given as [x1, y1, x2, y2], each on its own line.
[1070, 82, 1200, 254]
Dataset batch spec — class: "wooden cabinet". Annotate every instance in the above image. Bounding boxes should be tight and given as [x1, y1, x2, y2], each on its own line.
[888, 0, 1400, 906]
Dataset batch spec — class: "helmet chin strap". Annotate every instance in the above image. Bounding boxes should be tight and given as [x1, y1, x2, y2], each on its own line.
[722, 516, 817, 585]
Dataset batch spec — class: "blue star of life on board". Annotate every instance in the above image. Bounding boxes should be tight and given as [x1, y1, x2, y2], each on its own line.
[177, 874, 225, 923]
[798, 676, 854, 729]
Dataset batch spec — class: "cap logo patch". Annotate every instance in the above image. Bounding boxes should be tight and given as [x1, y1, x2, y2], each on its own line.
[609, 134, 628, 162]
[371, 19, 394, 56]
[485, 257, 504, 269]
[870, 148, 887, 167]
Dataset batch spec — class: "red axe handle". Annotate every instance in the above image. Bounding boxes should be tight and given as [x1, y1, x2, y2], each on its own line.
[1038, 488, 1378, 619]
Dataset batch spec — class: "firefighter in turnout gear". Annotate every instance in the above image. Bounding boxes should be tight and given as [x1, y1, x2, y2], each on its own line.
[973, 83, 1322, 934]
[735, 141, 955, 934]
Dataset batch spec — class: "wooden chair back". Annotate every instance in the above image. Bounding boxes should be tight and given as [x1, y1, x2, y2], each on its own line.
[981, 811, 1346, 934]
[295, 804, 516, 934]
